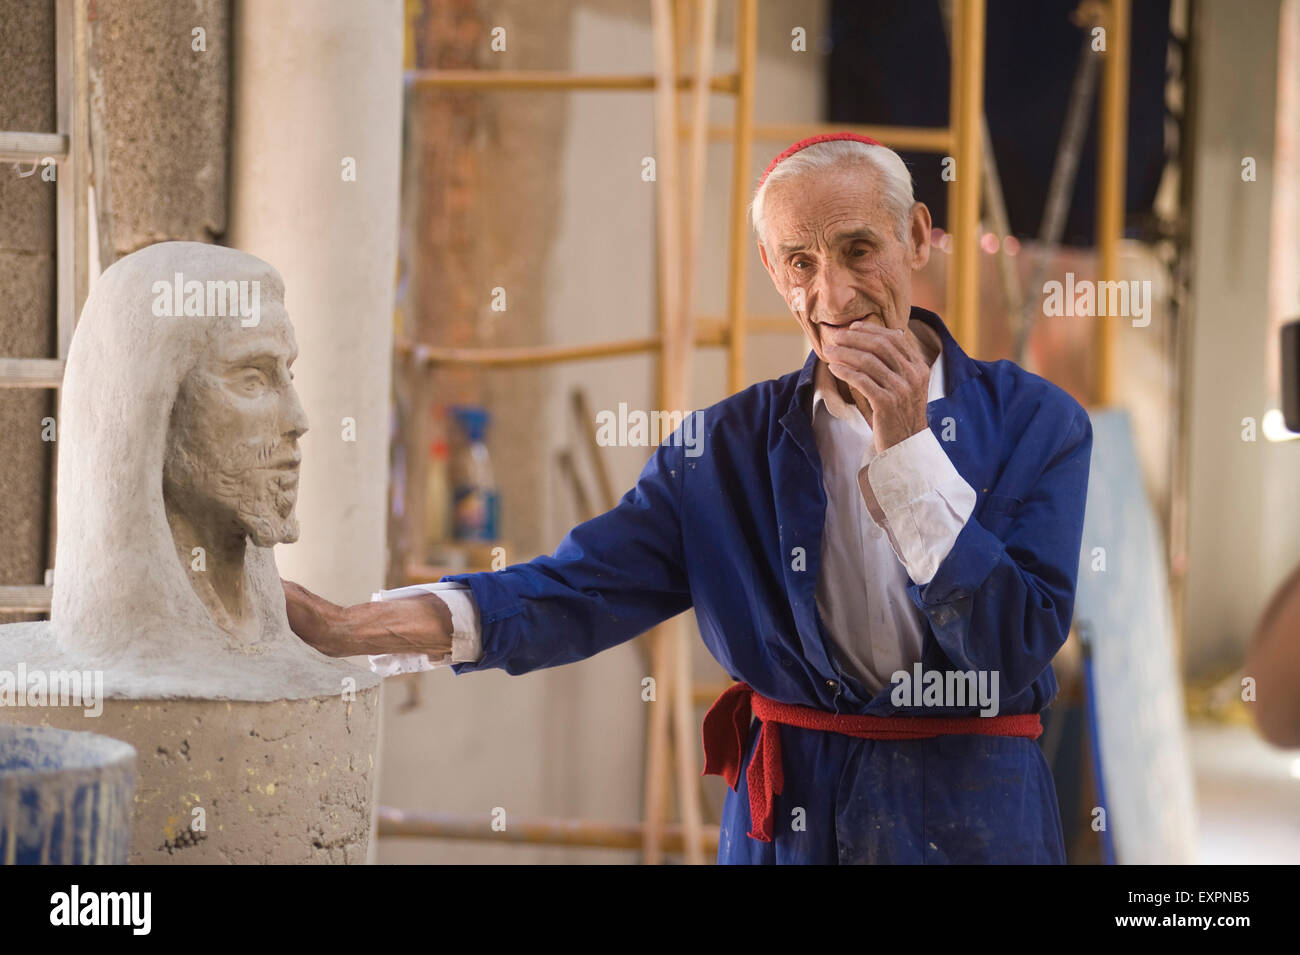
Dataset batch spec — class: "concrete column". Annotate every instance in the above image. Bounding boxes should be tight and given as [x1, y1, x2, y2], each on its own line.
[227, 0, 403, 605]
[1183, 0, 1300, 677]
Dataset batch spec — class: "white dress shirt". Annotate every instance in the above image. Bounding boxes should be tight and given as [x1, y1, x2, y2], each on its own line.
[369, 348, 976, 694]
[807, 348, 976, 693]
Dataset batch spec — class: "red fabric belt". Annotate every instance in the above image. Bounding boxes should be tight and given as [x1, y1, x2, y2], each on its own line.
[701, 681, 1044, 843]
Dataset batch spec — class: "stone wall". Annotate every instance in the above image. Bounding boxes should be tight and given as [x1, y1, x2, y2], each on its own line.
[89, 0, 230, 259]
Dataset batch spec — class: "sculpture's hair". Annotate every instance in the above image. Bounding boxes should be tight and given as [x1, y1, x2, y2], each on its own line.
[51, 241, 290, 663]
[748, 140, 916, 246]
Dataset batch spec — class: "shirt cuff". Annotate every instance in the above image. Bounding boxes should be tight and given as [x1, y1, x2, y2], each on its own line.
[366, 581, 483, 676]
[860, 427, 977, 585]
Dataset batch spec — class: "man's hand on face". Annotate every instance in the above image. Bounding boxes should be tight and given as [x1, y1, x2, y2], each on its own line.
[282, 579, 454, 660]
[822, 321, 931, 453]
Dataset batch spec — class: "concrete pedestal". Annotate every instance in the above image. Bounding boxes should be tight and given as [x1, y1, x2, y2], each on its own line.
[0, 687, 380, 864]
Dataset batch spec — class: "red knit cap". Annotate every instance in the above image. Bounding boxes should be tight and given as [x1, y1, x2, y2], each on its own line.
[755, 132, 883, 193]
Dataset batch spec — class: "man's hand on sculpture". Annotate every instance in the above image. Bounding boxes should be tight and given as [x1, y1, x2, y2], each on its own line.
[282, 579, 454, 660]
[822, 322, 931, 453]
[282, 580, 345, 654]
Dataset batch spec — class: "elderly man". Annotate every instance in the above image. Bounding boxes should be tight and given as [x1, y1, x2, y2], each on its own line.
[285, 132, 1093, 864]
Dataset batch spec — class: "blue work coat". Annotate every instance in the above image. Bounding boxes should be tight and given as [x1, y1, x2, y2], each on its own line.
[444, 307, 1093, 864]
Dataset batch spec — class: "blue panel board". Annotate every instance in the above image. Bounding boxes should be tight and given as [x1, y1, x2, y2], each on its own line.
[1073, 408, 1197, 863]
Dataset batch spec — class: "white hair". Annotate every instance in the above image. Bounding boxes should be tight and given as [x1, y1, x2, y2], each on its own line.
[749, 140, 916, 246]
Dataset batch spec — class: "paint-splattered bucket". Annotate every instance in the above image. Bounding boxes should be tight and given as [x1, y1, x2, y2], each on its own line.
[0, 725, 135, 864]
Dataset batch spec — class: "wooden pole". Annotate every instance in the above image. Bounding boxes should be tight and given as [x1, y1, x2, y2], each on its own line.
[377, 806, 721, 854]
[939, 0, 1019, 351]
[406, 350, 432, 572]
[407, 69, 738, 94]
[653, 0, 686, 424]
[946, 0, 986, 354]
[680, 0, 716, 379]
[1096, 0, 1130, 405]
[570, 389, 618, 511]
[641, 0, 687, 867]
[671, 618, 705, 863]
[641, 621, 674, 863]
[662, 0, 719, 869]
[397, 336, 661, 367]
[725, 0, 758, 394]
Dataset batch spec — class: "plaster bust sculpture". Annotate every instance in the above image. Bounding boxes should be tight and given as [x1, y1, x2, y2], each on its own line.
[4, 241, 377, 700]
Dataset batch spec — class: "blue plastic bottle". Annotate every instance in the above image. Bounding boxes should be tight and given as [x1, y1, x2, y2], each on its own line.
[449, 405, 499, 541]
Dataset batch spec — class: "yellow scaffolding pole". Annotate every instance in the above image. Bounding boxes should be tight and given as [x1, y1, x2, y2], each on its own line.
[1096, 0, 1130, 404]
[946, 0, 987, 354]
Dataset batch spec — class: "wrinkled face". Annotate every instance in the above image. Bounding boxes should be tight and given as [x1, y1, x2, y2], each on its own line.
[757, 162, 931, 364]
[163, 306, 310, 548]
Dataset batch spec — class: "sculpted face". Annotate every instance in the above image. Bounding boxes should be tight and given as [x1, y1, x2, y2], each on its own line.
[163, 306, 309, 550]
